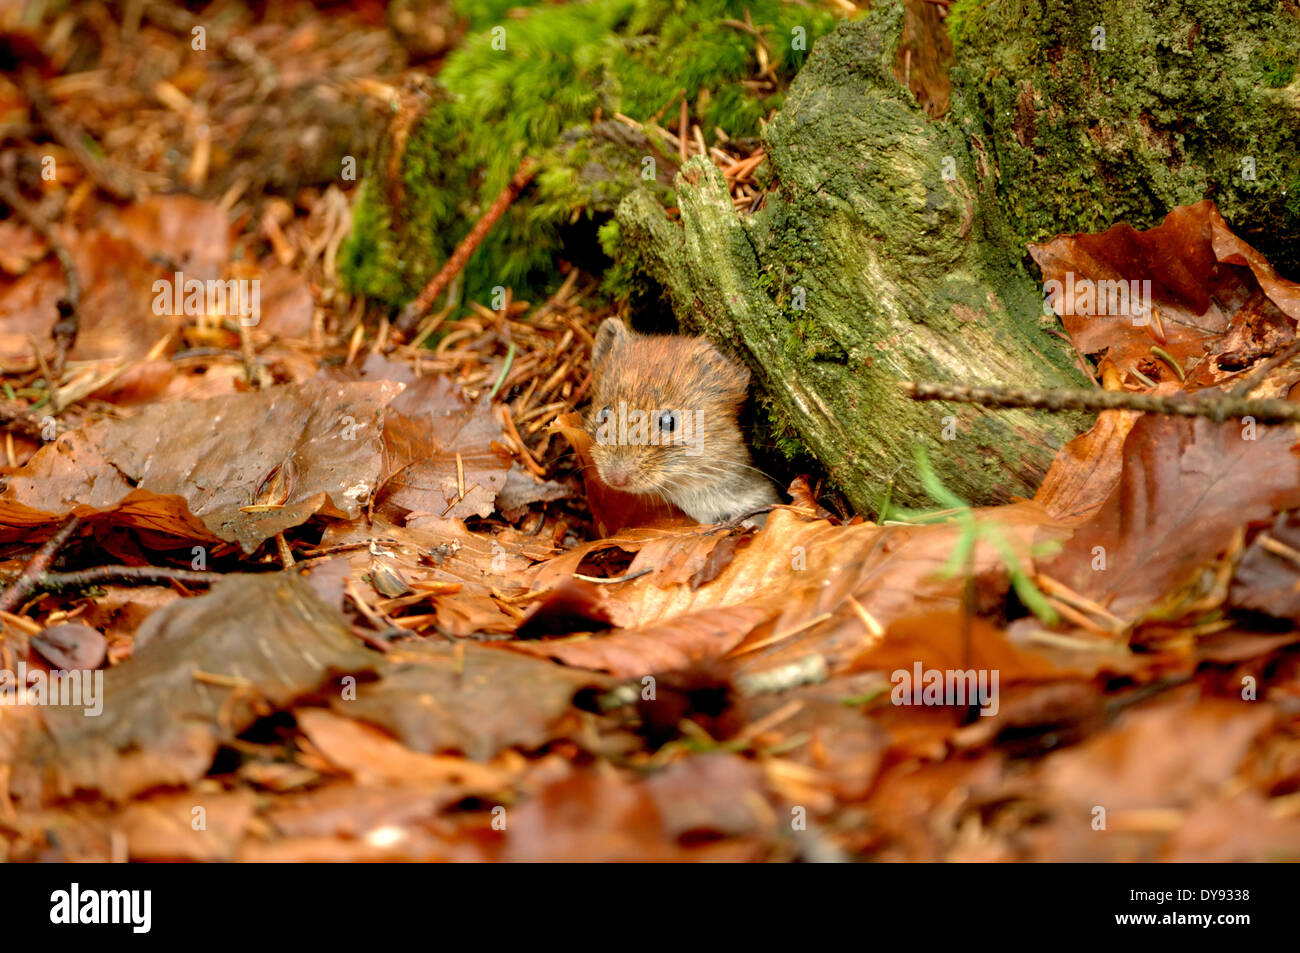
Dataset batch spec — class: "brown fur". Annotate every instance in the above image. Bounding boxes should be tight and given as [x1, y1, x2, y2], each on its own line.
[585, 318, 778, 522]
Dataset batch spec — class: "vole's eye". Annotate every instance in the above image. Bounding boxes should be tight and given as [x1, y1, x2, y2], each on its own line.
[595, 406, 612, 425]
[658, 410, 678, 433]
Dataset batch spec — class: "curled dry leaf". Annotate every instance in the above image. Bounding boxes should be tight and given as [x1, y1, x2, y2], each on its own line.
[521, 505, 1065, 680]
[1034, 408, 1140, 524]
[1030, 200, 1300, 388]
[514, 577, 614, 639]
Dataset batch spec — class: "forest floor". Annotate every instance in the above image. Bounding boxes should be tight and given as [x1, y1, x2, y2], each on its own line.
[1, 0, 1299, 861]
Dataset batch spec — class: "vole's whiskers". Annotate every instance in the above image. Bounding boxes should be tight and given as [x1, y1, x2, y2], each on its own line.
[677, 461, 780, 483]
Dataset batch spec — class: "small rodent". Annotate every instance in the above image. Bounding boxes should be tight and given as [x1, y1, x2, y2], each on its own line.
[585, 317, 779, 523]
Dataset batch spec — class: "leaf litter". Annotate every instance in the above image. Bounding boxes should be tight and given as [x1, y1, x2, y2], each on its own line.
[2, 5, 1300, 864]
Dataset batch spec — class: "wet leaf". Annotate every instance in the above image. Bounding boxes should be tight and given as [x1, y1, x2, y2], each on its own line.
[31, 622, 107, 671]
[0, 573, 374, 806]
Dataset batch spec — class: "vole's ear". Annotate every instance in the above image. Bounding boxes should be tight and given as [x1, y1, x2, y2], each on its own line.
[701, 341, 751, 404]
[592, 317, 629, 368]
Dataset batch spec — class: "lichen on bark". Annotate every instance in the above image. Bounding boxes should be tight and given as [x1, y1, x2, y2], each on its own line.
[615, 3, 1091, 513]
[339, 0, 839, 309]
[949, 0, 1300, 278]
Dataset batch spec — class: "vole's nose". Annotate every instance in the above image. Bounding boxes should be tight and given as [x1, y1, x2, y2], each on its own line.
[603, 465, 631, 488]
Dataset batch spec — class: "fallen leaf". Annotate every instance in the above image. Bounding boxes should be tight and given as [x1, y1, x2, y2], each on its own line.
[1041, 416, 1300, 620]
[0, 378, 403, 551]
[1030, 201, 1300, 387]
[1036, 692, 1274, 811]
[329, 642, 609, 760]
[295, 707, 508, 792]
[0, 573, 374, 806]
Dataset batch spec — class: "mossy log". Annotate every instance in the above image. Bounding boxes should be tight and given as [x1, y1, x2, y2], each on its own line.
[616, 8, 1089, 512]
[614, 0, 1300, 512]
[340, 0, 838, 307]
[345, 0, 1300, 513]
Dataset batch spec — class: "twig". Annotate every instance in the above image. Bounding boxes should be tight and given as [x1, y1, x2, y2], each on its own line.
[18, 69, 136, 201]
[0, 515, 81, 613]
[35, 566, 227, 591]
[903, 381, 1300, 423]
[0, 175, 80, 377]
[397, 157, 539, 330]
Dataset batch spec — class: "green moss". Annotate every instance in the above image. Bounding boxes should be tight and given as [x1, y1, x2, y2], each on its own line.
[338, 179, 408, 303]
[1253, 41, 1299, 88]
[343, 0, 844, 311]
[951, 0, 1300, 277]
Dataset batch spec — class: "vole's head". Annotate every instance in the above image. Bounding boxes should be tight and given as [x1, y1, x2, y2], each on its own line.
[585, 317, 750, 497]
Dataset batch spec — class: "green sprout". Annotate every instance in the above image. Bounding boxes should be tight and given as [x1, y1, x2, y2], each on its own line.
[882, 445, 1058, 625]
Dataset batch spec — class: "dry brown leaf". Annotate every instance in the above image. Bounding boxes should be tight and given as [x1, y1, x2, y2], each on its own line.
[329, 641, 609, 760]
[331, 353, 513, 520]
[504, 605, 770, 677]
[1036, 691, 1274, 811]
[0, 378, 402, 551]
[523, 504, 1065, 678]
[1229, 510, 1300, 621]
[1041, 415, 1300, 620]
[1034, 408, 1139, 524]
[502, 759, 770, 862]
[1030, 200, 1300, 388]
[119, 790, 256, 862]
[295, 707, 508, 792]
[0, 573, 374, 806]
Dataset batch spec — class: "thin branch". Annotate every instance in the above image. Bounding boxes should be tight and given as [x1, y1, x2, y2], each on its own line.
[36, 566, 228, 591]
[0, 174, 80, 378]
[0, 515, 81, 613]
[903, 381, 1300, 424]
[397, 157, 538, 330]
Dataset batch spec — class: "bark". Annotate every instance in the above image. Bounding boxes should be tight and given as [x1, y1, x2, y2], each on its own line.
[616, 10, 1090, 512]
[614, 0, 1300, 511]
[347, 0, 1300, 512]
